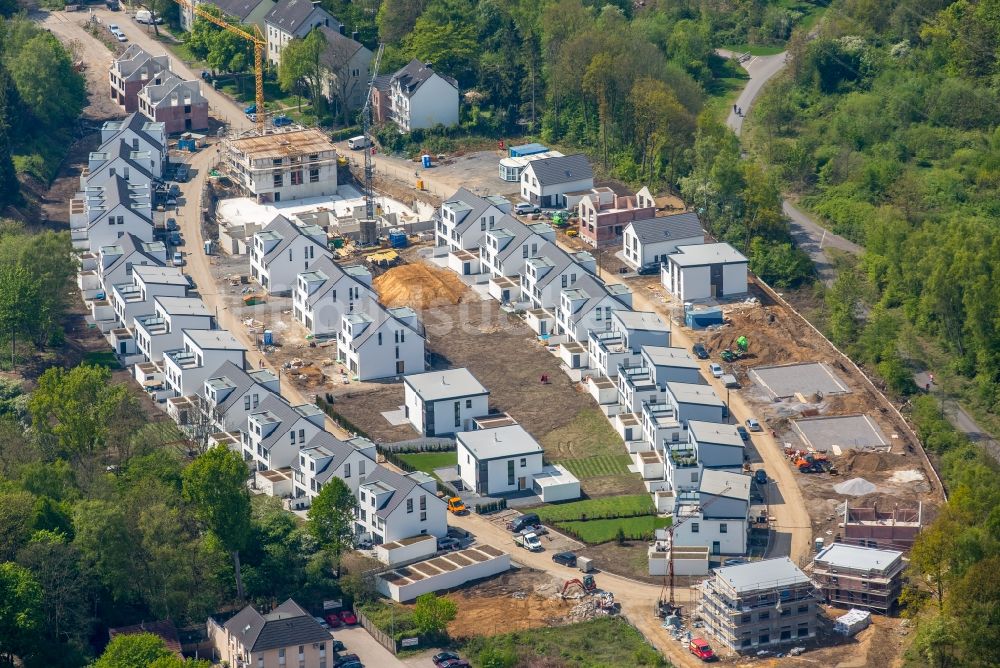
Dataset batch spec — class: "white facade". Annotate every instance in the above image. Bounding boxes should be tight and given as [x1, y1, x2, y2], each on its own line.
[455, 425, 544, 495]
[337, 307, 425, 381]
[265, 0, 339, 65]
[250, 217, 331, 296]
[556, 277, 633, 343]
[642, 346, 703, 386]
[356, 468, 447, 545]
[618, 367, 666, 414]
[133, 297, 214, 362]
[666, 382, 727, 427]
[224, 128, 339, 203]
[520, 248, 597, 310]
[240, 396, 326, 472]
[435, 189, 511, 252]
[519, 154, 594, 208]
[71, 177, 154, 253]
[479, 221, 555, 279]
[97, 115, 167, 176]
[201, 362, 282, 433]
[662, 243, 749, 301]
[622, 213, 705, 269]
[96, 236, 167, 296]
[403, 368, 489, 437]
[293, 433, 377, 502]
[109, 267, 188, 329]
[162, 330, 247, 398]
[293, 259, 375, 336]
[388, 60, 459, 132]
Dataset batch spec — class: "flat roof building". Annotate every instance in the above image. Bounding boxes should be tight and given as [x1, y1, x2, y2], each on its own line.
[812, 543, 905, 614]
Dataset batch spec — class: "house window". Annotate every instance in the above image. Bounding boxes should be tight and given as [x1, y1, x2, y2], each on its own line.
[420, 511, 426, 521]
[759, 611, 769, 621]
[359, 460, 365, 476]
[419, 495, 426, 510]
[507, 460, 515, 485]
[278, 648, 286, 665]
[298, 428, 304, 441]
[378, 332, 382, 345]
[344, 463, 350, 477]
[454, 401, 461, 428]
[290, 432, 296, 444]
[309, 168, 319, 182]
[720, 523, 728, 534]
[520, 458, 526, 467]
[523, 245, 528, 258]
[407, 499, 413, 513]
[690, 522, 699, 533]
[561, 275, 567, 288]
[465, 399, 472, 409]
[273, 174, 283, 187]
[245, 396, 251, 410]
[290, 170, 303, 185]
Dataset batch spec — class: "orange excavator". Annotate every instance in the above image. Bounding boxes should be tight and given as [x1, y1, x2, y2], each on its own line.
[795, 452, 829, 473]
[561, 575, 597, 598]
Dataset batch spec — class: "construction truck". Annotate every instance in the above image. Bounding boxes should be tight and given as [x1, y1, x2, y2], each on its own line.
[795, 452, 830, 473]
[514, 532, 543, 552]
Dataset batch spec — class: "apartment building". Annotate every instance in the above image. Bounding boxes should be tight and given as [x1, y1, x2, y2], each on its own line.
[224, 128, 339, 203]
[556, 274, 633, 343]
[241, 395, 326, 472]
[200, 361, 282, 433]
[356, 467, 447, 545]
[208, 599, 332, 668]
[293, 255, 375, 337]
[163, 329, 247, 398]
[109, 45, 171, 112]
[292, 431, 378, 503]
[436, 188, 512, 252]
[520, 244, 597, 310]
[577, 185, 656, 247]
[109, 265, 189, 330]
[337, 306, 425, 381]
[384, 59, 458, 132]
[812, 543, 905, 613]
[265, 0, 340, 65]
[133, 296, 214, 362]
[137, 75, 209, 133]
[250, 215, 331, 295]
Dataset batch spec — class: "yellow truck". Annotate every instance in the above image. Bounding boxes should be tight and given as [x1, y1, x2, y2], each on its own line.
[446, 497, 468, 515]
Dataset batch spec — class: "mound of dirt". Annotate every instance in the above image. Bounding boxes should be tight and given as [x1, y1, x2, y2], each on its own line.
[842, 450, 891, 474]
[373, 263, 468, 310]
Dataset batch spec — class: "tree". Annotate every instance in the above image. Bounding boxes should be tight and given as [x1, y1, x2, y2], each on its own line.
[278, 29, 327, 113]
[0, 562, 44, 665]
[0, 489, 34, 561]
[28, 365, 138, 465]
[94, 632, 173, 668]
[412, 592, 457, 636]
[16, 531, 91, 647]
[183, 446, 252, 600]
[307, 477, 356, 566]
[187, 7, 252, 76]
[376, 0, 426, 44]
[0, 263, 38, 367]
[404, 0, 478, 86]
[0, 61, 18, 209]
[4, 31, 86, 127]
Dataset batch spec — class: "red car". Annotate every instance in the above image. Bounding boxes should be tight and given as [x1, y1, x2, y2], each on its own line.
[339, 609, 358, 625]
[689, 637, 717, 661]
[324, 613, 343, 628]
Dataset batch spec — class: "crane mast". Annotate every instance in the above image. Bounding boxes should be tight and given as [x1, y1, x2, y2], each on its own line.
[361, 44, 384, 221]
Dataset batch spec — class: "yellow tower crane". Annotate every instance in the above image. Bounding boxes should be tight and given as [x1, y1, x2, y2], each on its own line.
[173, 0, 266, 135]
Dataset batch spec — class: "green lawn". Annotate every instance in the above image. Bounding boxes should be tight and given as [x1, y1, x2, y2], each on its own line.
[396, 451, 457, 474]
[540, 407, 624, 460]
[82, 350, 120, 369]
[556, 516, 672, 544]
[460, 617, 666, 667]
[720, 43, 787, 56]
[532, 494, 654, 523]
[558, 454, 632, 479]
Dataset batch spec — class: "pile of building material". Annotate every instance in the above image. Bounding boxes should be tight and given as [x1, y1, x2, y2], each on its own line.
[373, 263, 467, 309]
[834, 477, 877, 496]
[835, 609, 872, 636]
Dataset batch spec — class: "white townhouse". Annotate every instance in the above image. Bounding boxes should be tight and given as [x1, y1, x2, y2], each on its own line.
[133, 296, 214, 362]
[293, 255, 376, 337]
[641, 400, 684, 452]
[520, 245, 597, 310]
[520, 154, 593, 209]
[618, 365, 666, 414]
[265, 0, 340, 65]
[241, 395, 326, 472]
[97, 113, 167, 177]
[555, 274, 633, 343]
[687, 420, 746, 472]
[82, 138, 158, 191]
[291, 431, 377, 503]
[71, 175, 153, 253]
[201, 361, 282, 433]
[163, 329, 247, 398]
[456, 425, 544, 496]
[386, 59, 459, 132]
[436, 188, 512, 252]
[356, 467, 448, 545]
[92, 234, 167, 301]
[672, 470, 752, 555]
[480, 216, 555, 279]
[666, 381, 727, 428]
[337, 306, 425, 381]
[250, 215, 331, 295]
[403, 368, 489, 437]
[662, 242, 749, 302]
[641, 345, 703, 386]
[109, 265, 188, 330]
[622, 212, 706, 269]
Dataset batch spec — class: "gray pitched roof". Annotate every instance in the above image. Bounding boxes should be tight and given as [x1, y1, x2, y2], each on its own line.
[490, 216, 546, 261]
[372, 74, 392, 93]
[317, 25, 365, 72]
[251, 394, 303, 447]
[222, 599, 330, 652]
[103, 233, 164, 276]
[266, 0, 340, 33]
[299, 431, 368, 484]
[206, 360, 267, 413]
[209, 0, 268, 21]
[88, 139, 155, 183]
[528, 243, 580, 290]
[525, 154, 592, 186]
[563, 273, 627, 324]
[300, 255, 369, 308]
[258, 215, 326, 263]
[104, 112, 164, 154]
[361, 465, 422, 519]
[391, 59, 457, 96]
[91, 174, 152, 228]
[444, 187, 497, 234]
[626, 212, 704, 245]
[348, 305, 420, 348]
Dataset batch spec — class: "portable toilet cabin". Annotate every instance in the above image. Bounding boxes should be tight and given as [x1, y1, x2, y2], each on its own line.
[388, 228, 408, 248]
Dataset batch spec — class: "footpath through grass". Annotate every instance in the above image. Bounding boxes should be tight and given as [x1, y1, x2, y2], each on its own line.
[460, 617, 667, 667]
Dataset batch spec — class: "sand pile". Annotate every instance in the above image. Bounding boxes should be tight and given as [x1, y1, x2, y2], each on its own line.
[843, 450, 890, 474]
[373, 264, 467, 309]
[834, 478, 877, 496]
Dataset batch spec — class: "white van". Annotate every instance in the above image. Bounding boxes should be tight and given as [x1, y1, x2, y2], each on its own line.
[135, 9, 151, 23]
[347, 135, 370, 150]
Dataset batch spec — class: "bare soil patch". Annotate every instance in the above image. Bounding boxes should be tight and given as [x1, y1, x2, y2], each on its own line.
[373, 263, 470, 309]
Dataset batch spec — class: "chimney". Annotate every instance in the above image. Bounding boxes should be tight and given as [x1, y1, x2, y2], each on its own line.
[339, 24, 345, 35]
[352, 30, 359, 41]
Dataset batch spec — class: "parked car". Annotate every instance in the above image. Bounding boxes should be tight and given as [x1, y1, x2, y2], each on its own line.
[331, 639, 346, 652]
[514, 202, 540, 215]
[107, 23, 120, 33]
[736, 426, 750, 441]
[105, 0, 119, 9]
[552, 551, 577, 567]
[244, 103, 257, 114]
[115, 31, 128, 42]
[333, 654, 360, 668]
[433, 652, 461, 666]
[692, 343, 709, 359]
[754, 469, 767, 485]
[174, 164, 190, 182]
[507, 513, 540, 533]
[272, 114, 293, 127]
[313, 616, 329, 629]
[169, 231, 182, 246]
[338, 609, 357, 625]
[689, 637, 717, 662]
[166, 218, 178, 231]
[745, 418, 762, 431]
[709, 362, 724, 377]
[446, 497, 467, 515]
[440, 661, 470, 668]
[324, 613, 342, 628]
[636, 262, 660, 276]
[437, 537, 461, 552]
[172, 252, 184, 266]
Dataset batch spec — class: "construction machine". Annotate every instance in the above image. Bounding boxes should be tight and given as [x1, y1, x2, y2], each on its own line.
[720, 336, 749, 363]
[795, 452, 830, 473]
[172, 0, 266, 134]
[561, 575, 597, 598]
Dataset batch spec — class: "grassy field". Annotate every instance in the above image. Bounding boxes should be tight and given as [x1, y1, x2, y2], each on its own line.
[83, 350, 120, 369]
[460, 617, 666, 667]
[557, 516, 672, 544]
[396, 451, 458, 474]
[720, 43, 787, 56]
[532, 494, 654, 522]
[558, 454, 631, 479]
[540, 407, 624, 460]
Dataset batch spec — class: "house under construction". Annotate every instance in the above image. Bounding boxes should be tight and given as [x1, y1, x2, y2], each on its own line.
[842, 502, 922, 551]
[223, 128, 339, 204]
[811, 543, 905, 614]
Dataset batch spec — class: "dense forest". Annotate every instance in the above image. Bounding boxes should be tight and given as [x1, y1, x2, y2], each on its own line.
[748, 2, 1000, 665]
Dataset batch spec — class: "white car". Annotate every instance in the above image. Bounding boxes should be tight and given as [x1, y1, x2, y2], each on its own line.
[709, 363, 724, 378]
[115, 32, 128, 42]
[172, 252, 184, 266]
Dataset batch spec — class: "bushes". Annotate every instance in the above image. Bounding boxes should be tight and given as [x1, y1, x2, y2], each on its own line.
[474, 499, 506, 515]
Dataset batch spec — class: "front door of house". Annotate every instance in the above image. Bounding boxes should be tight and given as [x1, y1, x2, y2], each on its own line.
[518, 477, 526, 490]
[396, 361, 405, 374]
[712, 541, 721, 555]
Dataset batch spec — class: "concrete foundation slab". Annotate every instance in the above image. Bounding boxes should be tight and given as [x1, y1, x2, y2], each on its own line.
[793, 414, 889, 453]
[750, 362, 850, 399]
